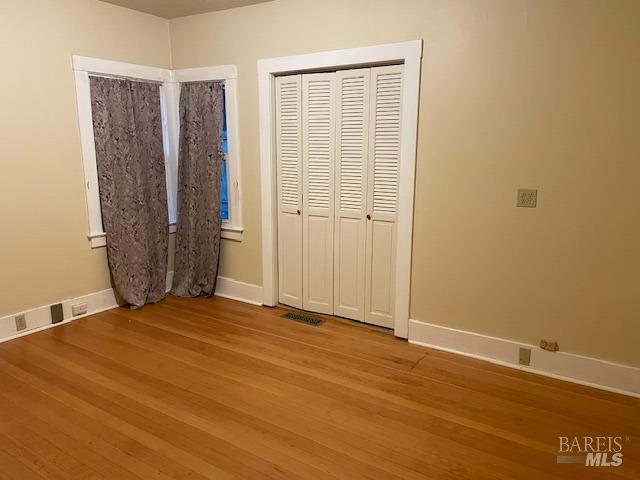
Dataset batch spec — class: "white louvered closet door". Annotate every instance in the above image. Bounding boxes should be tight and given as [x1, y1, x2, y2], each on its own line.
[302, 73, 335, 314]
[333, 69, 370, 321]
[364, 65, 404, 328]
[276, 75, 303, 309]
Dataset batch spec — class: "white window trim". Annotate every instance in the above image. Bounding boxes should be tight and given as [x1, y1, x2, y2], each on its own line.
[172, 66, 244, 239]
[257, 40, 422, 338]
[72, 56, 244, 248]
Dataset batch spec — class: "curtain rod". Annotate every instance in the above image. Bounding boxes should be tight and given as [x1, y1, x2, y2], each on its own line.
[174, 79, 226, 86]
[88, 72, 164, 85]
[88, 73, 226, 87]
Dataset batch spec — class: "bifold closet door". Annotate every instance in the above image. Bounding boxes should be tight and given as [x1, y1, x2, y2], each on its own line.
[364, 65, 404, 328]
[276, 66, 403, 326]
[333, 69, 370, 321]
[302, 72, 335, 314]
[276, 75, 303, 308]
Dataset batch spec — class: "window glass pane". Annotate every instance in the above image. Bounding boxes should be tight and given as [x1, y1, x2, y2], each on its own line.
[220, 85, 229, 221]
[221, 155, 229, 220]
[222, 86, 229, 154]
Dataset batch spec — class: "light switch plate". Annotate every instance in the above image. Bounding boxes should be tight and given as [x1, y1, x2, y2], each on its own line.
[517, 189, 537, 208]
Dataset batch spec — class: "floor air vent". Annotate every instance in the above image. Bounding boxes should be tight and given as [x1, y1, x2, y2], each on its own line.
[282, 312, 325, 326]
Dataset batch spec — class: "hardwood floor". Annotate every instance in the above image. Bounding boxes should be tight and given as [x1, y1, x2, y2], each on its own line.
[0, 295, 638, 479]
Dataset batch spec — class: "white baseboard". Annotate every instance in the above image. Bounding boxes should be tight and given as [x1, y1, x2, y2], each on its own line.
[0, 289, 120, 344]
[165, 270, 263, 305]
[1, 273, 263, 344]
[409, 319, 640, 398]
[166, 270, 174, 293]
[214, 276, 263, 305]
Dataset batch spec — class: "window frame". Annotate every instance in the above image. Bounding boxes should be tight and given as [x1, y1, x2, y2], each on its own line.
[72, 56, 243, 247]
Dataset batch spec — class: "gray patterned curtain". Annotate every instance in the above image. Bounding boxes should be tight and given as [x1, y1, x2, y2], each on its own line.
[171, 81, 224, 297]
[90, 76, 169, 308]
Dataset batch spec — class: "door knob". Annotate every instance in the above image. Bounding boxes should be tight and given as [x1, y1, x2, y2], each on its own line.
[297, 209, 301, 215]
[366, 214, 371, 220]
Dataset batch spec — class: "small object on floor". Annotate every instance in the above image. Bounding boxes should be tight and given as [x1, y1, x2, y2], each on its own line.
[282, 312, 324, 326]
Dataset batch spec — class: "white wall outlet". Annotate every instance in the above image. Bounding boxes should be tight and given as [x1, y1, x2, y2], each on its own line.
[71, 302, 88, 317]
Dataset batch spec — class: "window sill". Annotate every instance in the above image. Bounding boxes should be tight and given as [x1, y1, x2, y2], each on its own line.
[88, 233, 107, 249]
[221, 224, 244, 241]
[88, 223, 243, 248]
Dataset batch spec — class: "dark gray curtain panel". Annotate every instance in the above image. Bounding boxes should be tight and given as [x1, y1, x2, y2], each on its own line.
[171, 81, 224, 297]
[90, 76, 169, 308]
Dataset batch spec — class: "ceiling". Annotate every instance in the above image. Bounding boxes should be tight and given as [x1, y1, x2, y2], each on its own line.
[100, 0, 274, 19]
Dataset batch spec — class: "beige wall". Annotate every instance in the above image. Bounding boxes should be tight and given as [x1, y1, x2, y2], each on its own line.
[1, 0, 637, 367]
[0, 0, 170, 316]
[170, 0, 640, 366]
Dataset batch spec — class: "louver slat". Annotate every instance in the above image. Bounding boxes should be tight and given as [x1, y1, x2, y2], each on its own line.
[371, 71, 402, 216]
[305, 78, 332, 210]
[277, 80, 301, 209]
[338, 75, 368, 211]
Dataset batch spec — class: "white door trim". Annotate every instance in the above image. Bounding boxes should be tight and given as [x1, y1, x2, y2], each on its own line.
[257, 40, 422, 338]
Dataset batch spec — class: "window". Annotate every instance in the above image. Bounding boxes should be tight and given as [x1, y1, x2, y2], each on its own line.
[72, 57, 243, 247]
[221, 85, 229, 221]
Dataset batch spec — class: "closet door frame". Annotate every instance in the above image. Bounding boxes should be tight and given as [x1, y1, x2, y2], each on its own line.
[259, 40, 422, 338]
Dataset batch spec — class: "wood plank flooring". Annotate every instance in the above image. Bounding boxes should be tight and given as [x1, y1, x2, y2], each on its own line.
[0, 295, 638, 479]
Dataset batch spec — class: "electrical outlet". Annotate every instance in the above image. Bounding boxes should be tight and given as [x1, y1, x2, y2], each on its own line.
[72, 302, 88, 317]
[518, 347, 531, 366]
[540, 339, 559, 352]
[517, 189, 537, 208]
[15, 314, 27, 331]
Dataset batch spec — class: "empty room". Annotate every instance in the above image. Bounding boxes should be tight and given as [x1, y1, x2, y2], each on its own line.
[0, 0, 638, 478]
